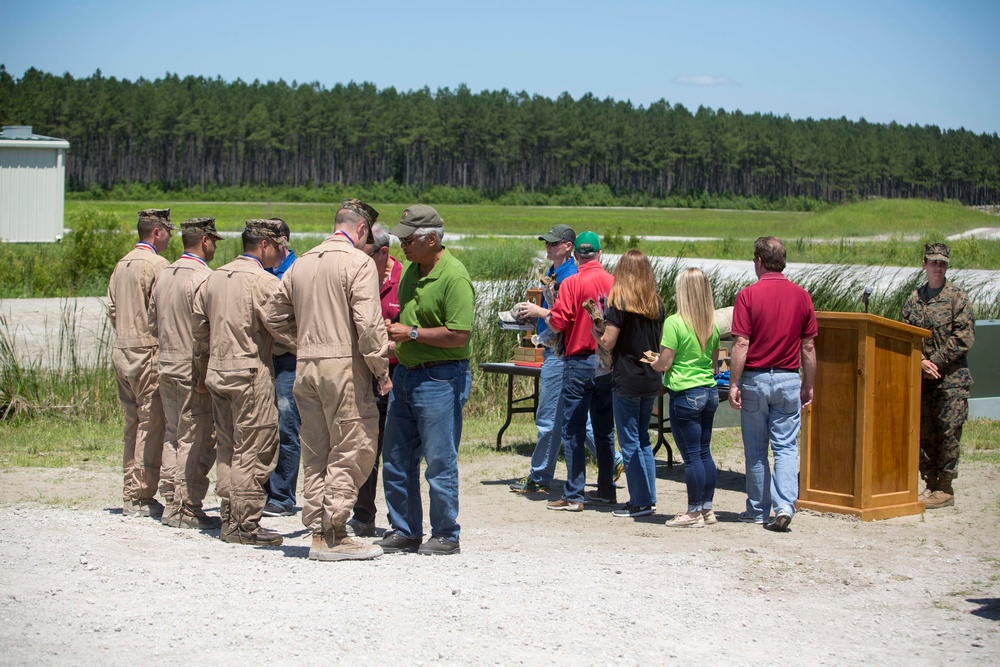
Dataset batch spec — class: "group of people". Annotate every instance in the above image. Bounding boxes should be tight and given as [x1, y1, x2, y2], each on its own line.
[508, 230, 974, 526]
[510, 230, 817, 530]
[107, 202, 976, 561]
[108, 201, 473, 561]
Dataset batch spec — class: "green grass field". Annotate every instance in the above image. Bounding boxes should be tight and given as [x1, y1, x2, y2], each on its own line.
[62, 197, 999, 239]
[1, 414, 994, 469]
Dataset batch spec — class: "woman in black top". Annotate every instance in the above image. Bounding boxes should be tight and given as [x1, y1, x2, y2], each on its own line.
[596, 250, 665, 518]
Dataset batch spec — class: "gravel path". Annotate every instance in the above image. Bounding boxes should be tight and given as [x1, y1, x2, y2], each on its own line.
[1, 454, 998, 666]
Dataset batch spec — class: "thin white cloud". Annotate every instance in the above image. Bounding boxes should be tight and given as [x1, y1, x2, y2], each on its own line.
[674, 75, 740, 87]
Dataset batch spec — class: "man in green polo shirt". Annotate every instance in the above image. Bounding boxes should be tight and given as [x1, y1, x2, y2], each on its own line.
[376, 204, 474, 556]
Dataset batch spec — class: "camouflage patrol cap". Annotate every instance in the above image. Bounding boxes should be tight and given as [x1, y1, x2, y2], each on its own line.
[924, 242, 950, 263]
[339, 199, 379, 226]
[138, 208, 175, 230]
[391, 204, 444, 239]
[181, 217, 223, 240]
[339, 198, 379, 244]
[244, 219, 289, 247]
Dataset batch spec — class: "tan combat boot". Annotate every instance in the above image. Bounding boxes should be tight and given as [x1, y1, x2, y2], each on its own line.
[308, 532, 324, 560]
[310, 526, 383, 562]
[926, 481, 955, 509]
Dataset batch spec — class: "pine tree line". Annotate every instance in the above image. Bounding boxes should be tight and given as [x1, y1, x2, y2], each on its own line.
[2, 66, 998, 204]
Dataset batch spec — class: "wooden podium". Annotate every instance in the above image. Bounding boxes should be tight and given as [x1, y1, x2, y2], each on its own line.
[798, 312, 930, 521]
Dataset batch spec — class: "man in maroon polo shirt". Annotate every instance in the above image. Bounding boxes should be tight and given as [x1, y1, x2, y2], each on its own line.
[728, 236, 817, 532]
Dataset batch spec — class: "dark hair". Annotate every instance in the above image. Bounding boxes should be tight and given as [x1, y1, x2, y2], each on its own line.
[754, 236, 786, 272]
[182, 232, 204, 250]
[137, 219, 165, 240]
[271, 218, 290, 238]
[242, 230, 265, 252]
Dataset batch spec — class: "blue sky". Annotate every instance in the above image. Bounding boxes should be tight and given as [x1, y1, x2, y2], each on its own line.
[2, 0, 998, 134]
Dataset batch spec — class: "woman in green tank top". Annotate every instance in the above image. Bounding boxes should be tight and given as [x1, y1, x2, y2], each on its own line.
[651, 268, 721, 528]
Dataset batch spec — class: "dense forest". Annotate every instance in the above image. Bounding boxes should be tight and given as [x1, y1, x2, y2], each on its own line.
[2, 66, 999, 205]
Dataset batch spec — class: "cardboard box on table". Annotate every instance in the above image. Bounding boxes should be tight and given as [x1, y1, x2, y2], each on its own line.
[798, 312, 930, 521]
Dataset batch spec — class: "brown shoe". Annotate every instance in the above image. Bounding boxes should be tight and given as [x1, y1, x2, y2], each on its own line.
[374, 530, 422, 554]
[222, 526, 284, 546]
[547, 498, 584, 512]
[918, 487, 934, 501]
[310, 527, 383, 562]
[925, 491, 955, 509]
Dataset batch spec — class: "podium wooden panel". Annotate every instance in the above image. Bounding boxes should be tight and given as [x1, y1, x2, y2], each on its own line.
[798, 312, 929, 520]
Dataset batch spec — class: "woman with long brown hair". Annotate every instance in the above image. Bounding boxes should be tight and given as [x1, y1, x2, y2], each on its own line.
[596, 250, 664, 517]
[651, 267, 720, 528]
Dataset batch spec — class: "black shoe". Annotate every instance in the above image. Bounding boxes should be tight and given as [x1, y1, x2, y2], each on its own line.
[766, 511, 792, 532]
[586, 490, 617, 504]
[347, 517, 377, 537]
[374, 531, 422, 554]
[262, 502, 294, 517]
[418, 537, 460, 556]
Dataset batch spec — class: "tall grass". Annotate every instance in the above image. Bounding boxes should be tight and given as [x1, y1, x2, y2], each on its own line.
[0, 302, 119, 422]
[1, 249, 996, 426]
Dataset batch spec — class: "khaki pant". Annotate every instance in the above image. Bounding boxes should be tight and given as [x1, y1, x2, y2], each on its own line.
[113, 346, 165, 502]
[295, 358, 379, 533]
[160, 363, 217, 511]
[206, 367, 278, 531]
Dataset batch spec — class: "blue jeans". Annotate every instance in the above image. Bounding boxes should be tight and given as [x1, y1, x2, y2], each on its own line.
[382, 361, 471, 542]
[613, 392, 657, 508]
[530, 349, 613, 485]
[267, 353, 300, 511]
[739, 369, 801, 520]
[668, 385, 719, 512]
[561, 355, 616, 503]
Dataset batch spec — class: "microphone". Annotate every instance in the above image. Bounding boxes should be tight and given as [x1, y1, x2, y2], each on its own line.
[862, 285, 873, 313]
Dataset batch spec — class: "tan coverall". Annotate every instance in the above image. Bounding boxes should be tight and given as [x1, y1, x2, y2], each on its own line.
[108, 244, 168, 504]
[266, 235, 390, 535]
[193, 256, 280, 533]
[148, 256, 217, 518]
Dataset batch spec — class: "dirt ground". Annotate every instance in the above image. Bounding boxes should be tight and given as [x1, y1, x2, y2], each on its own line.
[1, 447, 998, 666]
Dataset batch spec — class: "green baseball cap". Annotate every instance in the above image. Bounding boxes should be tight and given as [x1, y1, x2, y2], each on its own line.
[575, 230, 601, 253]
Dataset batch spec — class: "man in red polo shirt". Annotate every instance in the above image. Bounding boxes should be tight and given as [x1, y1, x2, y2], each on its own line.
[543, 231, 617, 512]
[728, 236, 817, 532]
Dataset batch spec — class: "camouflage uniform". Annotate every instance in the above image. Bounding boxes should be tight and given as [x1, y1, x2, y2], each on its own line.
[902, 280, 975, 490]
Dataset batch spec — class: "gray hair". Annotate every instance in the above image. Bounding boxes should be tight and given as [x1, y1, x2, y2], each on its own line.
[370, 223, 392, 250]
[412, 226, 444, 246]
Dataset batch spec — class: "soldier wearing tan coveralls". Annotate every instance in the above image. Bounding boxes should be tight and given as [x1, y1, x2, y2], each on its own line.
[108, 208, 173, 517]
[193, 219, 285, 546]
[266, 199, 390, 562]
[148, 217, 224, 530]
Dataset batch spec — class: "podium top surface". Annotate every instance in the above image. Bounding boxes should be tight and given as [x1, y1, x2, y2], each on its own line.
[816, 311, 929, 338]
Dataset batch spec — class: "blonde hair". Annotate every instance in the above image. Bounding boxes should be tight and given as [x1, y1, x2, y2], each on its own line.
[674, 267, 716, 352]
[608, 249, 663, 320]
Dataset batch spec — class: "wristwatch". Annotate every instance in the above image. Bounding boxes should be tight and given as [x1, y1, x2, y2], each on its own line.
[409, 326, 419, 341]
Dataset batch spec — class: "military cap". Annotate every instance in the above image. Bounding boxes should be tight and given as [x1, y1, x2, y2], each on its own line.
[244, 219, 289, 247]
[339, 198, 379, 244]
[181, 217, 223, 240]
[391, 204, 443, 239]
[138, 208, 175, 230]
[924, 242, 950, 263]
[539, 224, 576, 244]
[340, 199, 379, 226]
